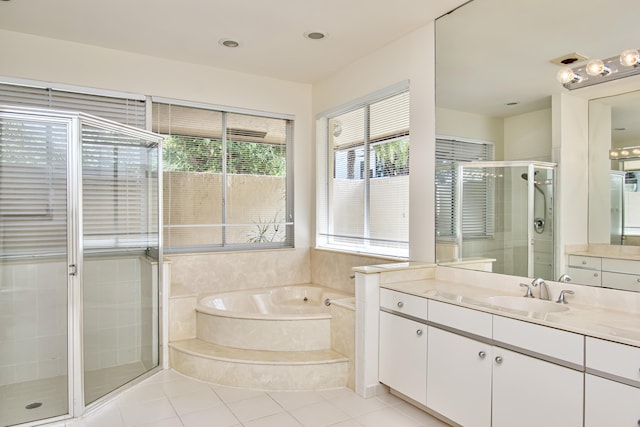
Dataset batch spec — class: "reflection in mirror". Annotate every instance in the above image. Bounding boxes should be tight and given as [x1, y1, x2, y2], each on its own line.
[589, 91, 640, 246]
[435, 0, 640, 286]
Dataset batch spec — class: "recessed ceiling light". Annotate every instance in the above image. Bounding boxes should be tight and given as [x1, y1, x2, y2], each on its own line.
[219, 39, 240, 48]
[304, 31, 327, 40]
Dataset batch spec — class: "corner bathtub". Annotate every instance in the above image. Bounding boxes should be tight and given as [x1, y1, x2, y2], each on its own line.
[196, 284, 352, 351]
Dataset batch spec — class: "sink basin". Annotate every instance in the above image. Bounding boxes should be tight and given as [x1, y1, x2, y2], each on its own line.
[480, 296, 569, 314]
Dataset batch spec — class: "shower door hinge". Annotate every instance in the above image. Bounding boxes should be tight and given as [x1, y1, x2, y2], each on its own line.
[68, 264, 77, 276]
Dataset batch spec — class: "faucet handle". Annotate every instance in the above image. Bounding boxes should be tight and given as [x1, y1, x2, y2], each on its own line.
[556, 289, 575, 304]
[520, 283, 534, 298]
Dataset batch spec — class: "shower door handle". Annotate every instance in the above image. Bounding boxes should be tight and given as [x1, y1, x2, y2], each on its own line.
[68, 264, 77, 276]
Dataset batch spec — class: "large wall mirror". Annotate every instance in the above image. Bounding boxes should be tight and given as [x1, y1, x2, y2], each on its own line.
[435, 0, 640, 286]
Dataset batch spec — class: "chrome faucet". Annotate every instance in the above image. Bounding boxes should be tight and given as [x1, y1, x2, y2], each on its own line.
[556, 289, 575, 304]
[558, 274, 572, 283]
[531, 278, 550, 300]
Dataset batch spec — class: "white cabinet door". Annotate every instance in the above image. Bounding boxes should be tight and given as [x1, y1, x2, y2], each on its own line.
[426, 327, 492, 427]
[492, 347, 583, 427]
[378, 311, 427, 405]
[585, 374, 640, 427]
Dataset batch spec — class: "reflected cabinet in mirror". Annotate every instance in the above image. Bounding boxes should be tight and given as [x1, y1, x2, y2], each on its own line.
[435, 0, 640, 291]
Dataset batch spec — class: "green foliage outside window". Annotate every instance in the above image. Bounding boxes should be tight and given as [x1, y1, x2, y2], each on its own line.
[163, 135, 286, 176]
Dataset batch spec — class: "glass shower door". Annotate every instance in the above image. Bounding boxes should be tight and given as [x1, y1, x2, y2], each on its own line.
[0, 113, 71, 426]
[81, 122, 160, 405]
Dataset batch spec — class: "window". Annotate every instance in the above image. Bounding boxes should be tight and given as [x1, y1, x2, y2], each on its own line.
[435, 138, 494, 241]
[317, 87, 409, 257]
[152, 101, 294, 252]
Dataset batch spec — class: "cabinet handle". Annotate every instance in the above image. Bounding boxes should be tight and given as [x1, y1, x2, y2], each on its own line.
[478, 351, 486, 359]
[397, 301, 404, 308]
[416, 329, 423, 336]
[495, 356, 503, 364]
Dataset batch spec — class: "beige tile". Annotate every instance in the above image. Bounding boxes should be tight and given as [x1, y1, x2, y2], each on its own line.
[179, 405, 239, 427]
[118, 397, 177, 427]
[243, 411, 303, 427]
[226, 394, 283, 422]
[356, 407, 422, 427]
[267, 390, 325, 411]
[327, 392, 388, 418]
[290, 400, 350, 427]
[168, 388, 222, 416]
[214, 386, 267, 404]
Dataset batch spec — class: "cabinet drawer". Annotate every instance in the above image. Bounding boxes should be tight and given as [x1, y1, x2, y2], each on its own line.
[567, 267, 601, 286]
[602, 257, 640, 275]
[601, 271, 640, 292]
[493, 316, 584, 366]
[568, 255, 601, 270]
[428, 299, 492, 339]
[379, 288, 428, 320]
[586, 337, 640, 384]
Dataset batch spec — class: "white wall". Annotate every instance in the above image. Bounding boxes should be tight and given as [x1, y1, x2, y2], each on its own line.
[436, 107, 504, 158]
[504, 108, 552, 161]
[0, 29, 313, 250]
[313, 24, 436, 262]
[552, 92, 590, 275]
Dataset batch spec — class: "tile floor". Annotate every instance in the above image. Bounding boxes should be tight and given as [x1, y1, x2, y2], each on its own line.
[58, 369, 450, 427]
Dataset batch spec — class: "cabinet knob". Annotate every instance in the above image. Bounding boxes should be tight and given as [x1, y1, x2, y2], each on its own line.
[582, 260, 587, 265]
[416, 329, 423, 336]
[495, 356, 503, 364]
[478, 351, 486, 359]
[594, 273, 599, 277]
[397, 301, 404, 308]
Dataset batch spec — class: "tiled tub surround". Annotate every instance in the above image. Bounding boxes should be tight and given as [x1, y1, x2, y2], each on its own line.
[354, 263, 640, 425]
[169, 284, 356, 390]
[196, 285, 350, 351]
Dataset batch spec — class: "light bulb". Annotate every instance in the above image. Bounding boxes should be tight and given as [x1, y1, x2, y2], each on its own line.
[620, 49, 640, 67]
[557, 67, 580, 84]
[621, 150, 629, 156]
[586, 59, 610, 76]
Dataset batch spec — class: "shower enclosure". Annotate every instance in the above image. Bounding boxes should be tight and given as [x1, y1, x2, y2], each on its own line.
[436, 161, 556, 279]
[0, 106, 162, 426]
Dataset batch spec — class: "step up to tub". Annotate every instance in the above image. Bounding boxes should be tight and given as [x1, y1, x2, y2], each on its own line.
[169, 338, 349, 390]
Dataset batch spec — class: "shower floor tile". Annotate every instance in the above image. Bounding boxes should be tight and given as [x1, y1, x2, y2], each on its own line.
[0, 362, 146, 427]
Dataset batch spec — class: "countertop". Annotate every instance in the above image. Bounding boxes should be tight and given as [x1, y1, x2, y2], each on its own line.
[381, 278, 640, 348]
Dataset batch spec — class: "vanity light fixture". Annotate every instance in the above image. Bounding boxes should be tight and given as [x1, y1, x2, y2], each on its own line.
[609, 146, 640, 160]
[558, 48, 640, 90]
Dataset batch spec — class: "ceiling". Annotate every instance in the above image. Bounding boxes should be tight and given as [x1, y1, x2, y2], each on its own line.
[0, 0, 466, 84]
[435, 0, 640, 119]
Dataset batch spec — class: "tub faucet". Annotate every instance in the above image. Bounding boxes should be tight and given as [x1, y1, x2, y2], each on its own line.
[531, 278, 550, 300]
[558, 274, 572, 283]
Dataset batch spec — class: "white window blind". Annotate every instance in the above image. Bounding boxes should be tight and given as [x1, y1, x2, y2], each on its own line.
[0, 82, 146, 128]
[0, 117, 68, 256]
[82, 126, 157, 250]
[317, 89, 409, 258]
[0, 81, 151, 257]
[153, 102, 293, 252]
[435, 138, 494, 240]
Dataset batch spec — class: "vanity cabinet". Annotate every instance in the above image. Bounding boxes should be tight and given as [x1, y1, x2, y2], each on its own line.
[584, 337, 640, 426]
[492, 347, 583, 427]
[427, 327, 492, 427]
[567, 255, 601, 286]
[426, 303, 583, 427]
[568, 254, 640, 291]
[378, 289, 428, 405]
[585, 375, 640, 427]
[427, 301, 492, 427]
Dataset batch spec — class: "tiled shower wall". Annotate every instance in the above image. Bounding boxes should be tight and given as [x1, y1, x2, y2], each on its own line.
[0, 259, 68, 386]
[0, 256, 152, 386]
